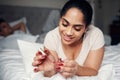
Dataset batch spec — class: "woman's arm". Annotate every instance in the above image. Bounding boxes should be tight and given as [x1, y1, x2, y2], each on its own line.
[76, 46, 104, 76]
[58, 46, 104, 78]
[12, 22, 26, 33]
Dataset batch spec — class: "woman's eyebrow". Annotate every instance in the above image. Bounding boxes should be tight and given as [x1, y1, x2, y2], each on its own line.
[62, 18, 84, 27]
[74, 24, 84, 27]
[62, 18, 69, 24]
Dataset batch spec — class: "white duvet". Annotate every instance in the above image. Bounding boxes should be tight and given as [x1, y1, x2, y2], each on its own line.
[0, 41, 120, 80]
[0, 33, 39, 49]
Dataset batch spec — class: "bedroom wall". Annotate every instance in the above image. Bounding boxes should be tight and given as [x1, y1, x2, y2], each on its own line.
[94, 0, 120, 34]
[0, 0, 68, 9]
[0, 0, 119, 34]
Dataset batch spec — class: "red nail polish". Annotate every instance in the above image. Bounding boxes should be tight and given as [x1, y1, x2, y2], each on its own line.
[37, 51, 42, 55]
[44, 49, 48, 53]
[44, 49, 50, 55]
[34, 68, 38, 72]
[38, 59, 42, 62]
[56, 67, 61, 70]
[58, 63, 64, 66]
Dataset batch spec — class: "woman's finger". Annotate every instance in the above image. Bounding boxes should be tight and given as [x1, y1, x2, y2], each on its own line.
[63, 60, 75, 67]
[34, 55, 46, 61]
[36, 51, 42, 56]
[60, 71, 73, 78]
[32, 59, 44, 66]
[60, 66, 75, 73]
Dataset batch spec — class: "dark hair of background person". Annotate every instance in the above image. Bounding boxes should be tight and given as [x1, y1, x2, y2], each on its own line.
[0, 18, 6, 24]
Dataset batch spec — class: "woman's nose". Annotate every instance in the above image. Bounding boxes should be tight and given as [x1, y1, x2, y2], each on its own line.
[66, 27, 73, 35]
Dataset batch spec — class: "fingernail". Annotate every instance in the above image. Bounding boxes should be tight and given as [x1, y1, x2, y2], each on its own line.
[44, 49, 48, 53]
[44, 50, 49, 55]
[56, 67, 61, 70]
[38, 59, 42, 62]
[58, 63, 64, 66]
[36, 51, 42, 56]
[34, 68, 38, 72]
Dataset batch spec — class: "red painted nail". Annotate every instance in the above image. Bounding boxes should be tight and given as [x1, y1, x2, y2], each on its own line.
[34, 68, 38, 72]
[44, 49, 48, 53]
[36, 51, 42, 55]
[56, 67, 61, 70]
[38, 59, 42, 62]
[58, 63, 64, 66]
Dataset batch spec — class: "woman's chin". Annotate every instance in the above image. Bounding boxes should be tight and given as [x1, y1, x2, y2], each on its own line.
[62, 38, 73, 45]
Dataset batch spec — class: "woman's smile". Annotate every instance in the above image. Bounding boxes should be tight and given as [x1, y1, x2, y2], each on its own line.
[63, 34, 73, 42]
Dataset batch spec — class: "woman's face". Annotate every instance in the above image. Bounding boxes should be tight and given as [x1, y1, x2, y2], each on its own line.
[59, 8, 87, 46]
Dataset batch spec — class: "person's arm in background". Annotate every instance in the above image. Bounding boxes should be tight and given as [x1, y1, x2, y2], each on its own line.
[12, 22, 26, 33]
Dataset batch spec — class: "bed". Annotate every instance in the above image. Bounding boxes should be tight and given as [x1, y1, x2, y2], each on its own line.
[0, 39, 120, 80]
[0, 5, 120, 80]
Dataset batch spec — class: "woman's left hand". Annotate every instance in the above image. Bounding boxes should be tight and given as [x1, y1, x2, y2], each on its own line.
[56, 59, 79, 78]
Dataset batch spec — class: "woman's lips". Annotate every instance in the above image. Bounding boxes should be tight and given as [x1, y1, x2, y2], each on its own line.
[63, 35, 73, 42]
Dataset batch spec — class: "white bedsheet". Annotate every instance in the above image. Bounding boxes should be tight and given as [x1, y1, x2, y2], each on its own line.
[0, 33, 39, 80]
[32, 64, 115, 80]
[0, 44, 120, 80]
[102, 44, 120, 80]
[0, 49, 30, 80]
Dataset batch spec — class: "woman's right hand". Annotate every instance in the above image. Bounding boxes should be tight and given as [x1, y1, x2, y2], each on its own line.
[32, 49, 56, 72]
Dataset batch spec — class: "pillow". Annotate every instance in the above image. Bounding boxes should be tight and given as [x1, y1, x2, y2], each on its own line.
[9, 17, 30, 34]
[17, 40, 43, 79]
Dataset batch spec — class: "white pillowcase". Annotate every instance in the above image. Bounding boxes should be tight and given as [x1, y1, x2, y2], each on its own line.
[0, 17, 30, 39]
[9, 17, 30, 34]
[17, 40, 43, 79]
[18, 40, 116, 80]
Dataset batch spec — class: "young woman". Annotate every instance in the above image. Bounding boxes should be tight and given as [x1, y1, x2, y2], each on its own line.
[32, 0, 105, 78]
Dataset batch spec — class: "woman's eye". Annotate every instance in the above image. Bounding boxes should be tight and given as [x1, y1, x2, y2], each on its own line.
[62, 23, 68, 27]
[74, 27, 81, 31]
